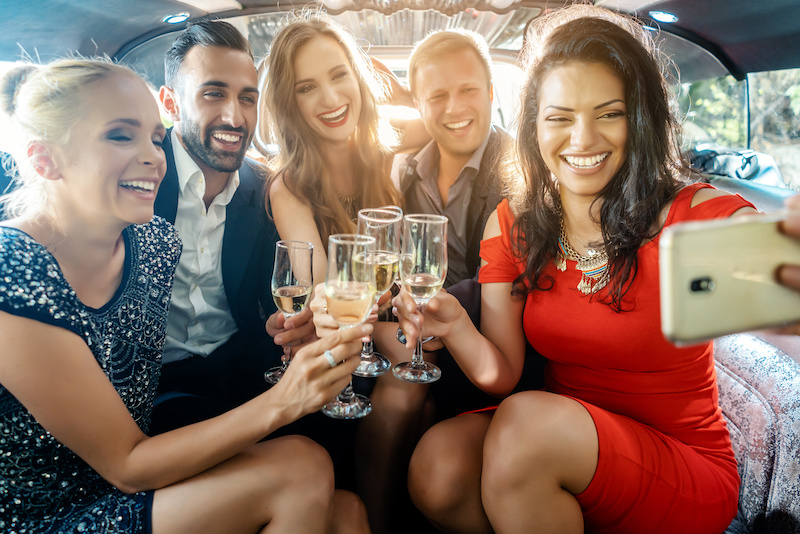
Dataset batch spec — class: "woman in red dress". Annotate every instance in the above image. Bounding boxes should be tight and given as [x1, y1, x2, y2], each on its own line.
[394, 5, 755, 533]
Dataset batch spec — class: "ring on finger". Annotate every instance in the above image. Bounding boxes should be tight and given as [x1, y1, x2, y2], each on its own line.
[323, 349, 337, 368]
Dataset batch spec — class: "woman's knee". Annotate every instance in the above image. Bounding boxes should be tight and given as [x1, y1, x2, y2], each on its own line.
[482, 392, 597, 495]
[408, 416, 487, 514]
[255, 435, 335, 497]
[330, 490, 370, 534]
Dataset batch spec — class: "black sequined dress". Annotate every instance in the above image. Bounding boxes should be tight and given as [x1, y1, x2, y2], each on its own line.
[0, 218, 180, 533]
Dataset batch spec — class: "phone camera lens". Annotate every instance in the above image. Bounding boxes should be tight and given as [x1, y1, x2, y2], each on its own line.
[690, 277, 715, 293]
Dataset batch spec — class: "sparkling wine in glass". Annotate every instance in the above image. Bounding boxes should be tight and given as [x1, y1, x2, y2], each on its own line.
[393, 214, 447, 384]
[353, 207, 402, 377]
[322, 234, 377, 419]
[264, 240, 313, 385]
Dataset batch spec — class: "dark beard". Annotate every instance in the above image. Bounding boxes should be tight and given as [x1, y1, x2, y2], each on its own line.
[181, 122, 249, 173]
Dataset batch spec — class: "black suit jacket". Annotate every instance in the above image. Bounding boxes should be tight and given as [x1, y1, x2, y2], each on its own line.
[399, 125, 511, 284]
[154, 131, 279, 339]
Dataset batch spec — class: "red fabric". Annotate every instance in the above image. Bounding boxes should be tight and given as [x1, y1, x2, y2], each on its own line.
[478, 184, 753, 533]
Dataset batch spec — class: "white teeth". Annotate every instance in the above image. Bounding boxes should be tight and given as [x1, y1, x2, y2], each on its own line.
[564, 153, 609, 168]
[120, 181, 155, 191]
[445, 120, 471, 130]
[319, 105, 348, 121]
[213, 132, 239, 143]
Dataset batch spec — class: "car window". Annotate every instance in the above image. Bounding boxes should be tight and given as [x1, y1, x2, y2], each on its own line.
[678, 68, 800, 190]
[749, 68, 800, 189]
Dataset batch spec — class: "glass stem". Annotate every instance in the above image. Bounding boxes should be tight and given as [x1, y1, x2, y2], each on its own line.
[283, 312, 296, 369]
[338, 380, 357, 402]
[361, 338, 373, 356]
[283, 342, 292, 370]
[411, 302, 427, 366]
[361, 295, 381, 356]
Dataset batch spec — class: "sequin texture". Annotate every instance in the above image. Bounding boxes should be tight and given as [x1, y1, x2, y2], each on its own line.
[0, 217, 180, 533]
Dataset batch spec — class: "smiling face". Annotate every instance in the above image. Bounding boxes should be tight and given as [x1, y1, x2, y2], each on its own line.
[293, 35, 363, 148]
[537, 61, 628, 203]
[413, 47, 493, 164]
[170, 45, 258, 174]
[53, 73, 166, 227]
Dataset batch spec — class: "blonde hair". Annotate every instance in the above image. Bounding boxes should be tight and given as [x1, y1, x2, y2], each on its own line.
[0, 58, 142, 220]
[262, 11, 401, 247]
[408, 28, 494, 98]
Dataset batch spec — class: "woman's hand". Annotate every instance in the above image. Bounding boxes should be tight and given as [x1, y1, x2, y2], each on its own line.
[778, 194, 800, 292]
[774, 194, 800, 334]
[268, 323, 372, 421]
[391, 288, 464, 351]
[310, 283, 377, 340]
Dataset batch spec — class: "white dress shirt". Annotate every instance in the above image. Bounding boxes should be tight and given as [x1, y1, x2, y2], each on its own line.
[162, 130, 240, 364]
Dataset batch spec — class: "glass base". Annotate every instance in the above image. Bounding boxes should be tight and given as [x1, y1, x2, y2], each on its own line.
[321, 394, 372, 419]
[264, 365, 286, 385]
[392, 361, 441, 384]
[353, 352, 391, 377]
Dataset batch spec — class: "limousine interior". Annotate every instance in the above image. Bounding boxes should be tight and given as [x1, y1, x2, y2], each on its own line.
[2, 1, 800, 532]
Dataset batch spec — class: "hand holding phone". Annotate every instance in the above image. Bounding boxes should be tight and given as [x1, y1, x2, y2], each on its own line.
[660, 212, 800, 344]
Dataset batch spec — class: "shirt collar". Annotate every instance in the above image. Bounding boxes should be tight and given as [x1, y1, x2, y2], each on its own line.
[411, 129, 492, 182]
[171, 129, 240, 204]
[464, 130, 491, 173]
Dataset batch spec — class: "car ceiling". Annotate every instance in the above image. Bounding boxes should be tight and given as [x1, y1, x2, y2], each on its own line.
[3, 0, 800, 81]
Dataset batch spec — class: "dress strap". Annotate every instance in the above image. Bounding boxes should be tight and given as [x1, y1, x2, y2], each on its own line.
[664, 182, 755, 226]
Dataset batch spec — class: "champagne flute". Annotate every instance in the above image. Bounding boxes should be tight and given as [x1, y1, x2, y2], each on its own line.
[322, 234, 377, 419]
[393, 214, 447, 384]
[264, 240, 313, 385]
[353, 208, 402, 377]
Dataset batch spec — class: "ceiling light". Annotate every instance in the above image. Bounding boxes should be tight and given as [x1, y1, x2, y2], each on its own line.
[487, 0, 517, 9]
[649, 11, 678, 23]
[321, 0, 349, 9]
[176, 0, 243, 10]
[163, 12, 191, 24]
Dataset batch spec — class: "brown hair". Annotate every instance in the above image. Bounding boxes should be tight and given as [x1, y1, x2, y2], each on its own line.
[262, 11, 401, 246]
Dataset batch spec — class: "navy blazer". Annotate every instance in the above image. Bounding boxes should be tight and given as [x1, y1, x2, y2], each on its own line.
[154, 131, 279, 339]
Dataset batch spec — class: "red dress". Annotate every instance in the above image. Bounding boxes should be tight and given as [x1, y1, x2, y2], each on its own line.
[479, 184, 751, 533]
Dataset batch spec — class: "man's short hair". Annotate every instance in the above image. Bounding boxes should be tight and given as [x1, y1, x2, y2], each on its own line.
[408, 28, 493, 97]
[164, 19, 253, 87]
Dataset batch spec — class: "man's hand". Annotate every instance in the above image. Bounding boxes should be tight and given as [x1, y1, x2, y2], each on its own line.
[266, 307, 317, 361]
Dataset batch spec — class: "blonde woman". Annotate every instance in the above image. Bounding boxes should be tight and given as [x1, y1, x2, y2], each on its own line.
[0, 58, 370, 533]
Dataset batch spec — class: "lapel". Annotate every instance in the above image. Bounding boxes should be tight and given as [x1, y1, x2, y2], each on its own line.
[154, 131, 179, 224]
[464, 127, 509, 276]
[221, 160, 267, 311]
[156, 131, 268, 318]
[466, 127, 503, 236]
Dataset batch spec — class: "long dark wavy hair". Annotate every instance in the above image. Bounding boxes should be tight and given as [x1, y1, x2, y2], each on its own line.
[510, 5, 689, 311]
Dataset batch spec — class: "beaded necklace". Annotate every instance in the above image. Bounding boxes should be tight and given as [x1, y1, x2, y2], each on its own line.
[555, 218, 610, 294]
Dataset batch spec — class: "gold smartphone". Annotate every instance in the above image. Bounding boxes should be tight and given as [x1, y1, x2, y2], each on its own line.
[659, 212, 800, 345]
